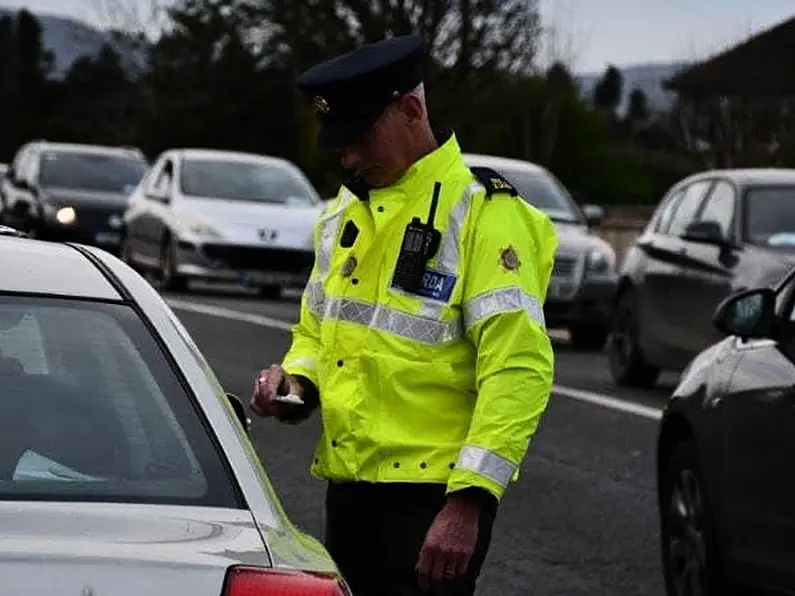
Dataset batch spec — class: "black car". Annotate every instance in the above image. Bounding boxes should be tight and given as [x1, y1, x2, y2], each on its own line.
[657, 266, 795, 595]
[610, 168, 795, 387]
[0, 141, 148, 252]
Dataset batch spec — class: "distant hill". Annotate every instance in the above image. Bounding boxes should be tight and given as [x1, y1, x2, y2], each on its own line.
[0, 9, 146, 79]
[6, 9, 691, 114]
[575, 62, 691, 114]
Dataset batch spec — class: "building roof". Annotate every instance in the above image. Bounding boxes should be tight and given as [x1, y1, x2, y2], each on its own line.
[665, 14, 795, 97]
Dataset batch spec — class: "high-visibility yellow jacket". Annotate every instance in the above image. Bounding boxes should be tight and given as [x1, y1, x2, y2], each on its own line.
[281, 132, 557, 501]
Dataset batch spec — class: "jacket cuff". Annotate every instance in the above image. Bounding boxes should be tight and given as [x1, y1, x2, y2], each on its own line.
[446, 486, 499, 512]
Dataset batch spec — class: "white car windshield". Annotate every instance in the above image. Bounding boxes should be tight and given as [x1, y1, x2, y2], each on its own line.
[744, 185, 795, 247]
[497, 167, 584, 224]
[180, 158, 319, 206]
[0, 296, 239, 507]
[39, 151, 148, 194]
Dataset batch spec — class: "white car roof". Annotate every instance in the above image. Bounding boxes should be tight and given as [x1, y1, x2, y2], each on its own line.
[175, 148, 297, 168]
[463, 153, 549, 175]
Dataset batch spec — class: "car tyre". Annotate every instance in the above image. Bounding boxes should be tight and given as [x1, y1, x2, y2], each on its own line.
[569, 324, 608, 351]
[660, 439, 731, 596]
[608, 288, 659, 386]
[160, 235, 188, 292]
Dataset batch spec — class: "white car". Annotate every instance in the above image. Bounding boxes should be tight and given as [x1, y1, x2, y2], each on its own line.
[121, 148, 325, 298]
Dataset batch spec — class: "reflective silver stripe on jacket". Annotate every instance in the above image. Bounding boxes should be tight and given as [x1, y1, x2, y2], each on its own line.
[463, 286, 545, 332]
[455, 444, 517, 489]
[323, 297, 460, 344]
[305, 191, 355, 318]
[436, 181, 483, 274]
[305, 280, 325, 318]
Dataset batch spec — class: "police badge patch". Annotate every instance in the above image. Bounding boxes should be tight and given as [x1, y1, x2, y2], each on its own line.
[499, 245, 521, 272]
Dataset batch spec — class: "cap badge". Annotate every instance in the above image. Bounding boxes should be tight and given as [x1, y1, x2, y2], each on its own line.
[313, 95, 330, 114]
[499, 245, 521, 272]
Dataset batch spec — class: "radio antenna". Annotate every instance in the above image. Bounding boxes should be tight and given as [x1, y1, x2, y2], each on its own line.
[427, 182, 441, 228]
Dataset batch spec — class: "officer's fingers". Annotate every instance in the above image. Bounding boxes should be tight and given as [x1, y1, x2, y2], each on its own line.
[265, 365, 283, 395]
[454, 549, 471, 576]
[415, 545, 434, 591]
[431, 550, 452, 584]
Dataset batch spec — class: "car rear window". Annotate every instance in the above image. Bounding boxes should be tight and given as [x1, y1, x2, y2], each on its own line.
[0, 296, 240, 508]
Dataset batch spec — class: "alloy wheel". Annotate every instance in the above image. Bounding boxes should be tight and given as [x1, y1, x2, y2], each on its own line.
[667, 468, 707, 596]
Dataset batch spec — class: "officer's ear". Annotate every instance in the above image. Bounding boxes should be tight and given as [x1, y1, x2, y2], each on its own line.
[398, 92, 424, 123]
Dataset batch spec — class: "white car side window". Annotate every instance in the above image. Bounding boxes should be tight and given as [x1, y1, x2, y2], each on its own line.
[148, 159, 173, 197]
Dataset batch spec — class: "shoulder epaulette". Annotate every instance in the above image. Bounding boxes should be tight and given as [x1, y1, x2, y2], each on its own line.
[469, 166, 519, 198]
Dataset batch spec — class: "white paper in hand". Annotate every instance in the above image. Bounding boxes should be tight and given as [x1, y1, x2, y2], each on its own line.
[274, 392, 305, 405]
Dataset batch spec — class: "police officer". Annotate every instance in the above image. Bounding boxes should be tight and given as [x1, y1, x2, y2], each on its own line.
[250, 34, 557, 596]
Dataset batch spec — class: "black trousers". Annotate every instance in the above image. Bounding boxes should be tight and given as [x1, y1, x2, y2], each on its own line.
[324, 481, 497, 596]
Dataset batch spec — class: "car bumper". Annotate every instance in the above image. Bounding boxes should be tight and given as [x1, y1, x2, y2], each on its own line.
[175, 240, 314, 288]
[545, 274, 617, 329]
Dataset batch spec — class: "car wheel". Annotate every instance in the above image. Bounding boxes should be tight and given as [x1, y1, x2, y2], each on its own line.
[159, 236, 188, 292]
[258, 285, 282, 300]
[661, 440, 729, 596]
[608, 288, 659, 387]
[569, 324, 608, 351]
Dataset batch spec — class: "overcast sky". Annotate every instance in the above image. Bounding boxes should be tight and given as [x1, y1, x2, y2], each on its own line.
[0, 0, 793, 72]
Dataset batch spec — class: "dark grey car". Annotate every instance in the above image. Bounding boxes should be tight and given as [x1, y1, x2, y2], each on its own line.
[657, 266, 795, 595]
[610, 168, 795, 387]
[0, 141, 148, 253]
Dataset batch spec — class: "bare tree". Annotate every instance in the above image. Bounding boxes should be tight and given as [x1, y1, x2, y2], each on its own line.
[520, 1, 588, 163]
[82, 0, 168, 38]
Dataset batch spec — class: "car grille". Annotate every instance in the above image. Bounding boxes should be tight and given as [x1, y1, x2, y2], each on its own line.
[200, 244, 314, 274]
[73, 205, 123, 232]
[553, 254, 577, 278]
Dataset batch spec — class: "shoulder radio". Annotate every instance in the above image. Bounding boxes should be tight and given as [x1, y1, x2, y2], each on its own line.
[392, 181, 443, 292]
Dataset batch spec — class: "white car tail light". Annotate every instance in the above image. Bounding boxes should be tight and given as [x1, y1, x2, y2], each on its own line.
[223, 566, 350, 596]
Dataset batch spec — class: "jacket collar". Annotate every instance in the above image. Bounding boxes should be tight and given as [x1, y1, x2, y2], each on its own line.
[343, 128, 461, 201]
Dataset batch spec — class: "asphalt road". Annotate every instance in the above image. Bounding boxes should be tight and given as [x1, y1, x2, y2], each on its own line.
[164, 283, 678, 596]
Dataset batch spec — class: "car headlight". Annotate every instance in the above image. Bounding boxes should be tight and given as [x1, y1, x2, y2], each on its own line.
[56, 206, 76, 225]
[177, 217, 222, 239]
[585, 248, 615, 275]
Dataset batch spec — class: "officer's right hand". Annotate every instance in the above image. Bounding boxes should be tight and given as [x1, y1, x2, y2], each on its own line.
[250, 364, 303, 419]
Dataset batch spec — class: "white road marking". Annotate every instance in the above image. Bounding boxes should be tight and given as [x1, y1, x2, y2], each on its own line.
[166, 298, 295, 331]
[552, 384, 662, 420]
[166, 298, 663, 421]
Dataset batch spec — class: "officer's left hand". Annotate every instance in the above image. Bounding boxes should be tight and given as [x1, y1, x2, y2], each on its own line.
[415, 496, 480, 591]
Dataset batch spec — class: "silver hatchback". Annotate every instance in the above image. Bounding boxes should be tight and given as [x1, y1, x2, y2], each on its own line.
[0, 229, 350, 595]
[463, 154, 618, 350]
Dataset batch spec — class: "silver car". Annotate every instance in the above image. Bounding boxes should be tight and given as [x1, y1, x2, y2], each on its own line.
[0, 227, 350, 595]
[463, 154, 618, 350]
[122, 148, 325, 298]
